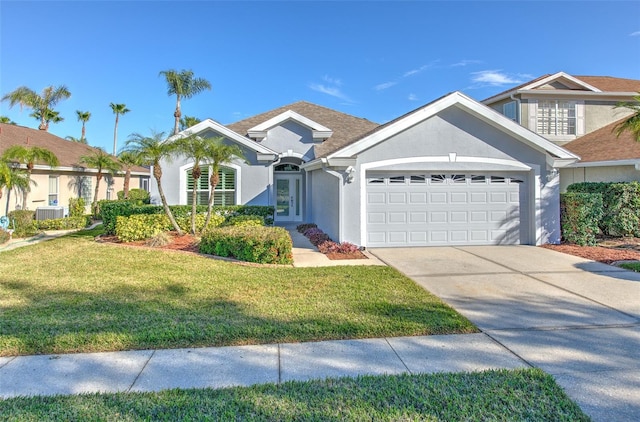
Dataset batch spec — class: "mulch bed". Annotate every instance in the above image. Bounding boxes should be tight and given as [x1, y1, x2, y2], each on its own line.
[542, 237, 640, 264]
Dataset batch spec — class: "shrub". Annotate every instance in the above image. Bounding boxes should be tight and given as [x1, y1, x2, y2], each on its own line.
[68, 197, 86, 218]
[145, 231, 171, 247]
[8, 210, 38, 238]
[36, 217, 88, 230]
[115, 214, 171, 242]
[296, 223, 317, 233]
[199, 226, 293, 265]
[567, 181, 640, 237]
[560, 192, 603, 246]
[317, 241, 361, 255]
[0, 229, 9, 245]
[175, 213, 225, 233]
[117, 188, 151, 204]
[224, 215, 264, 227]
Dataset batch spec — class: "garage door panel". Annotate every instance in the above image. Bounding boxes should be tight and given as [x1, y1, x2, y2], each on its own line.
[366, 173, 526, 247]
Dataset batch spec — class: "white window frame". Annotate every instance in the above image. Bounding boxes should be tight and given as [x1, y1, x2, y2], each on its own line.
[502, 100, 518, 122]
[181, 163, 241, 206]
[536, 100, 577, 136]
[48, 176, 59, 206]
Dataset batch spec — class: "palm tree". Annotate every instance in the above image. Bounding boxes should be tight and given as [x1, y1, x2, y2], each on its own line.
[110, 103, 130, 155]
[614, 94, 640, 142]
[65, 135, 87, 144]
[117, 150, 143, 199]
[80, 148, 122, 214]
[179, 115, 202, 131]
[2, 145, 59, 209]
[30, 109, 64, 130]
[159, 69, 211, 136]
[202, 140, 244, 231]
[0, 162, 33, 215]
[174, 133, 214, 234]
[124, 131, 182, 234]
[2, 85, 71, 130]
[0, 116, 16, 124]
[76, 110, 91, 142]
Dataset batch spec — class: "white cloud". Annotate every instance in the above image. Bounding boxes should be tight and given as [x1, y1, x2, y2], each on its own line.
[630, 30, 640, 36]
[470, 70, 527, 86]
[402, 62, 437, 77]
[309, 83, 353, 102]
[408, 93, 418, 101]
[374, 81, 397, 91]
[323, 75, 342, 86]
[450, 59, 482, 67]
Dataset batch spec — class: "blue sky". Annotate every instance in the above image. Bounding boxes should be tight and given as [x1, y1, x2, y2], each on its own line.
[1, 1, 639, 153]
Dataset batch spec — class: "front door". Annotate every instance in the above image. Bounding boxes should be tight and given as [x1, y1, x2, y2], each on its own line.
[275, 174, 302, 222]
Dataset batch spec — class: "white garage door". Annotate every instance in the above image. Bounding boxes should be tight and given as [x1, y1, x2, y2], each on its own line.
[366, 173, 527, 247]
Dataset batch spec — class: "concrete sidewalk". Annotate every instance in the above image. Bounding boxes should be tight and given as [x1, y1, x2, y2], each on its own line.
[0, 333, 528, 398]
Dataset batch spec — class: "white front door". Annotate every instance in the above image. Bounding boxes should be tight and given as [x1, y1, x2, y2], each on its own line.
[275, 174, 302, 222]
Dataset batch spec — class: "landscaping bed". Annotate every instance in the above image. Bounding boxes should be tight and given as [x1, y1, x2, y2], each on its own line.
[98, 231, 200, 253]
[542, 236, 640, 264]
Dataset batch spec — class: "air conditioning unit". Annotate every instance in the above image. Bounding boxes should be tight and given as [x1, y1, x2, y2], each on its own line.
[35, 206, 65, 220]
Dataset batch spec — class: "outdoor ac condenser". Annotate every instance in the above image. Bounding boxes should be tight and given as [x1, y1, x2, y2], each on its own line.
[35, 206, 65, 220]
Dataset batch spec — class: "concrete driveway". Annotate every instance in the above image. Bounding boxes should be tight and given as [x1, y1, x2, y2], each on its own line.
[371, 245, 640, 422]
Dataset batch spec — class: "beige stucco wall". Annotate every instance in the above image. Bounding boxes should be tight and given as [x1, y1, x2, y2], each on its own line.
[560, 165, 640, 191]
[583, 102, 634, 134]
[2, 170, 148, 215]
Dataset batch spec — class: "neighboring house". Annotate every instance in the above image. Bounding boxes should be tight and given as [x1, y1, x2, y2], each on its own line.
[0, 123, 150, 217]
[482, 72, 640, 190]
[155, 93, 578, 247]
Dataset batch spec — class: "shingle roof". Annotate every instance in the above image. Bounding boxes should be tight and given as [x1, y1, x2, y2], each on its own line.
[0, 123, 148, 173]
[562, 118, 640, 163]
[227, 101, 379, 158]
[483, 74, 640, 103]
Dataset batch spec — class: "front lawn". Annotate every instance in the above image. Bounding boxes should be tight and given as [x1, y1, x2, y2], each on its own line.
[0, 227, 476, 356]
[0, 369, 589, 421]
[620, 261, 640, 272]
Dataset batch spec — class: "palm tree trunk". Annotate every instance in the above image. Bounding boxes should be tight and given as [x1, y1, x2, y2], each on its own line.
[5, 189, 10, 216]
[153, 165, 182, 235]
[202, 167, 220, 232]
[173, 96, 181, 136]
[123, 169, 131, 199]
[113, 114, 119, 155]
[92, 173, 102, 215]
[191, 180, 198, 234]
[22, 170, 31, 210]
[81, 124, 86, 142]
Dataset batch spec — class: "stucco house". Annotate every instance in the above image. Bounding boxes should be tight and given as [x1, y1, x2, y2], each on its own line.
[482, 72, 640, 191]
[154, 92, 578, 247]
[0, 123, 150, 217]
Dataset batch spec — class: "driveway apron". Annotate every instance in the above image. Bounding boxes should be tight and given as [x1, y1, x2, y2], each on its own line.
[371, 245, 640, 422]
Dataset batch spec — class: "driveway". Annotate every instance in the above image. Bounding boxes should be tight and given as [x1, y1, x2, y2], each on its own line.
[371, 245, 640, 422]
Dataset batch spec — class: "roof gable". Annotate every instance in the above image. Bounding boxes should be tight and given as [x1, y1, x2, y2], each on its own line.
[247, 110, 333, 141]
[520, 72, 601, 92]
[328, 91, 578, 166]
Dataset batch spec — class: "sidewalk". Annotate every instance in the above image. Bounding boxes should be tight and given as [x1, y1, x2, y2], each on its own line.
[0, 333, 528, 398]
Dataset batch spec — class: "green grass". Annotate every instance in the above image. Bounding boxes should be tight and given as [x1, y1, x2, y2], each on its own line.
[620, 261, 640, 272]
[0, 369, 589, 421]
[0, 226, 476, 356]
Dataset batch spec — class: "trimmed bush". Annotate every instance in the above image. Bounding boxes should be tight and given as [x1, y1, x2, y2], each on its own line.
[36, 216, 88, 230]
[69, 197, 86, 218]
[199, 226, 293, 264]
[176, 213, 225, 233]
[8, 210, 38, 238]
[224, 215, 264, 227]
[560, 192, 603, 246]
[115, 214, 171, 242]
[567, 181, 640, 237]
[117, 188, 151, 204]
[0, 229, 9, 244]
[318, 241, 361, 255]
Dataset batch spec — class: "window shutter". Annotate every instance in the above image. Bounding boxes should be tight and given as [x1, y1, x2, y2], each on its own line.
[528, 100, 537, 132]
[575, 101, 585, 136]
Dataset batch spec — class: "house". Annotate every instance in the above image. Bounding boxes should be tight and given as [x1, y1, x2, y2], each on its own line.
[0, 123, 150, 216]
[155, 93, 578, 247]
[482, 72, 640, 190]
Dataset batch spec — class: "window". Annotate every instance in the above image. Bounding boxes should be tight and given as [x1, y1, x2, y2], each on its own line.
[410, 175, 426, 184]
[186, 166, 236, 206]
[490, 176, 506, 184]
[140, 177, 150, 192]
[274, 164, 300, 172]
[470, 175, 486, 183]
[389, 175, 405, 184]
[80, 177, 92, 205]
[430, 174, 446, 184]
[503, 101, 518, 121]
[451, 174, 466, 184]
[367, 178, 384, 184]
[537, 100, 576, 135]
[48, 176, 59, 206]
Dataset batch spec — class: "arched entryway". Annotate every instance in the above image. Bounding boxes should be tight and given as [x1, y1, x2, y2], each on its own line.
[274, 158, 304, 222]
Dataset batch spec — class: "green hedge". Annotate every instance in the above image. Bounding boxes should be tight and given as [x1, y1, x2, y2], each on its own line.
[68, 198, 86, 218]
[115, 214, 171, 242]
[223, 215, 265, 227]
[560, 193, 603, 246]
[36, 216, 89, 231]
[199, 226, 293, 265]
[100, 202, 275, 235]
[116, 188, 151, 204]
[567, 181, 640, 237]
[7, 210, 38, 238]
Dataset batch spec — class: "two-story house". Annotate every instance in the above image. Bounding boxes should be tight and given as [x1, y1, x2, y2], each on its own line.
[482, 72, 640, 190]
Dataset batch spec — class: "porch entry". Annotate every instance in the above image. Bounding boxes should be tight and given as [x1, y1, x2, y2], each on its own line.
[274, 174, 302, 222]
